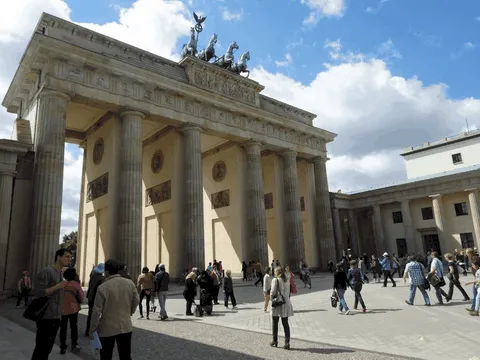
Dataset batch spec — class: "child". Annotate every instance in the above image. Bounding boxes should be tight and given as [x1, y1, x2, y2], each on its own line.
[465, 259, 480, 316]
[223, 270, 237, 309]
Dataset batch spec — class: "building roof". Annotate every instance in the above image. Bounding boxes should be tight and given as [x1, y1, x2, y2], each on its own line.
[345, 163, 480, 195]
[400, 129, 480, 156]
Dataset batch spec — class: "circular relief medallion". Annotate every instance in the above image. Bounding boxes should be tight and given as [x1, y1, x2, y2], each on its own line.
[151, 150, 164, 173]
[92, 138, 104, 165]
[212, 161, 226, 182]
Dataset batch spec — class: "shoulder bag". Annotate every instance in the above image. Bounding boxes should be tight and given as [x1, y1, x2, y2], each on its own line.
[23, 297, 49, 322]
[271, 279, 286, 308]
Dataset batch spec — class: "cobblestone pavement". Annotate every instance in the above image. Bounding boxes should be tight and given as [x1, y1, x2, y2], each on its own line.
[1, 273, 478, 360]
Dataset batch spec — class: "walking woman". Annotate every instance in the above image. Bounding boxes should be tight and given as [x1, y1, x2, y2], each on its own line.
[284, 265, 297, 296]
[183, 271, 197, 316]
[60, 268, 84, 354]
[137, 267, 154, 319]
[333, 263, 351, 315]
[270, 266, 294, 350]
[444, 253, 470, 301]
[347, 260, 367, 312]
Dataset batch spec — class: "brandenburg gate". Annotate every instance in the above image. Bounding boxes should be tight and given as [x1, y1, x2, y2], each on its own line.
[1, 13, 337, 285]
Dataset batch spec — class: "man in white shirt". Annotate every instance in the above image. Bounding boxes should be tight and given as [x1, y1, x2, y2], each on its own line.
[429, 252, 450, 305]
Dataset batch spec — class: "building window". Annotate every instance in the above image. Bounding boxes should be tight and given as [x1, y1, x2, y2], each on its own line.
[452, 153, 463, 164]
[396, 238, 408, 257]
[421, 207, 434, 220]
[300, 197, 305, 211]
[460, 233, 475, 249]
[454, 202, 469, 216]
[392, 211, 403, 224]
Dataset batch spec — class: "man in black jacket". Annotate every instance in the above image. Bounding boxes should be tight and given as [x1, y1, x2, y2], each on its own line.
[84, 263, 105, 337]
[155, 264, 170, 320]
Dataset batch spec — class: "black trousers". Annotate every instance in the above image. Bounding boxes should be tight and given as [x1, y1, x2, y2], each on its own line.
[383, 270, 396, 286]
[60, 312, 79, 348]
[138, 289, 151, 317]
[353, 283, 366, 310]
[213, 285, 220, 303]
[185, 296, 194, 314]
[85, 300, 94, 335]
[447, 278, 470, 300]
[16, 289, 30, 307]
[272, 316, 290, 342]
[224, 291, 237, 307]
[31, 319, 61, 360]
[100, 332, 132, 360]
[254, 272, 264, 287]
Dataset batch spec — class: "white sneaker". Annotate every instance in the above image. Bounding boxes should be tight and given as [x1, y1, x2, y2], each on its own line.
[345, 310, 350, 315]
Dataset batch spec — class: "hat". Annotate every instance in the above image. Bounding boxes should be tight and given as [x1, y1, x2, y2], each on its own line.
[159, 264, 165, 270]
[94, 263, 105, 274]
[382, 252, 389, 257]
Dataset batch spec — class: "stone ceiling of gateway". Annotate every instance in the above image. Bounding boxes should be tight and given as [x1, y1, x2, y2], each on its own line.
[2, 13, 337, 157]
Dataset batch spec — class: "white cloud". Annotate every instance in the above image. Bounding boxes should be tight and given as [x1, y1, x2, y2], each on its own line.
[275, 53, 293, 67]
[301, 0, 346, 24]
[376, 39, 402, 60]
[221, 8, 243, 21]
[366, 0, 390, 14]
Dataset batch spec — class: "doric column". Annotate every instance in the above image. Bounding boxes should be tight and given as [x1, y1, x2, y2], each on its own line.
[282, 151, 305, 271]
[77, 144, 87, 282]
[466, 189, 480, 249]
[117, 111, 144, 277]
[332, 207, 344, 258]
[312, 157, 336, 267]
[180, 124, 204, 271]
[0, 170, 15, 290]
[30, 90, 70, 276]
[347, 209, 360, 256]
[372, 204, 385, 254]
[429, 194, 446, 248]
[244, 141, 268, 266]
[400, 200, 416, 255]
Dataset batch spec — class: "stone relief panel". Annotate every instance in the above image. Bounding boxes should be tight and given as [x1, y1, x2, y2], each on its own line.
[86, 173, 109, 202]
[146, 180, 171, 206]
[212, 161, 226, 182]
[212, 189, 230, 209]
[151, 150, 164, 173]
[264, 193, 273, 210]
[92, 138, 104, 165]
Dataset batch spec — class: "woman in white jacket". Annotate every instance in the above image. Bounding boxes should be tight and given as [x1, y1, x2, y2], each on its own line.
[263, 267, 272, 312]
[270, 266, 294, 350]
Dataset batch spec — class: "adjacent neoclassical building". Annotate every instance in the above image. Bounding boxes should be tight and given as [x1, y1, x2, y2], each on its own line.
[331, 130, 480, 258]
[0, 13, 338, 289]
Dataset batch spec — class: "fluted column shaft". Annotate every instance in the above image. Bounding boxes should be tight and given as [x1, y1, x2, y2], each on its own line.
[400, 200, 416, 255]
[347, 209, 360, 256]
[313, 157, 336, 267]
[118, 111, 144, 277]
[430, 194, 446, 248]
[181, 125, 204, 271]
[282, 151, 305, 271]
[373, 204, 385, 254]
[30, 90, 70, 276]
[0, 171, 15, 290]
[244, 141, 268, 266]
[466, 189, 480, 249]
[332, 208, 344, 258]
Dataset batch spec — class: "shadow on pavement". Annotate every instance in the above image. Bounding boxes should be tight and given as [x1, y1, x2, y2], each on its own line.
[291, 347, 354, 355]
[294, 309, 327, 313]
[368, 308, 402, 313]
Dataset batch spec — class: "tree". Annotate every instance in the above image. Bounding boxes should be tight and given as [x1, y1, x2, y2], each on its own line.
[61, 231, 78, 266]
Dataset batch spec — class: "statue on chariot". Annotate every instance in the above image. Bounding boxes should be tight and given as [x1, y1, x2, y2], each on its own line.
[181, 12, 251, 78]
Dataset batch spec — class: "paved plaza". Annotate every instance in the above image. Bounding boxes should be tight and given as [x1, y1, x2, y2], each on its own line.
[1, 274, 479, 360]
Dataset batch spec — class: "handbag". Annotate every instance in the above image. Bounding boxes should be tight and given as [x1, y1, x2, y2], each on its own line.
[330, 290, 339, 308]
[271, 279, 286, 308]
[23, 297, 49, 322]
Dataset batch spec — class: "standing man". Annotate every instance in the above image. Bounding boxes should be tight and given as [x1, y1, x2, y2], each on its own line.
[154, 264, 170, 321]
[89, 259, 139, 360]
[31, 248, 71, 359]
[84, 262, 105, 337]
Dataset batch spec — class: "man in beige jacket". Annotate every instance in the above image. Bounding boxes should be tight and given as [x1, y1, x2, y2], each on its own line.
[89, 259, 139, 360]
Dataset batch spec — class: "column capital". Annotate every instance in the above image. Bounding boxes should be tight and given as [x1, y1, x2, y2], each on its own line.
[429, 194, 443, 199]
[0, 170, 16, 177]
[465, 188, 478, 193]
[38, 89, 71, 102]
[243, 140, 263, 148]
[179, 123, 202, 133]
[120, 110, 145, 120]
[281, 149, 297, 159]
[312, 156, 329, 164]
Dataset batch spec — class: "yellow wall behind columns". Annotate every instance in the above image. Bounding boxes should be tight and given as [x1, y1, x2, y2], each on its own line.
[142, 131, 183, 278]
[203, 145, 246, 275]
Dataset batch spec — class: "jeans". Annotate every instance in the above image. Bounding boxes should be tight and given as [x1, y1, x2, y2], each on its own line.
[409, 284, 430, 305]
[157, 291, 168, 317]
[16, 289, 30, 307]
[471, 284, 478, 310]
[224, 291, 237, 307]
[60, 312, 79, 349]
[138, 289, 151, 317]
[31, 319, 61, 360]
[353, 283, 366, 310]
[272, 316, 290, 343]
[99, 332, 132, 360]
[337, 287, 349, 311]
[447, 277, 470, 300]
